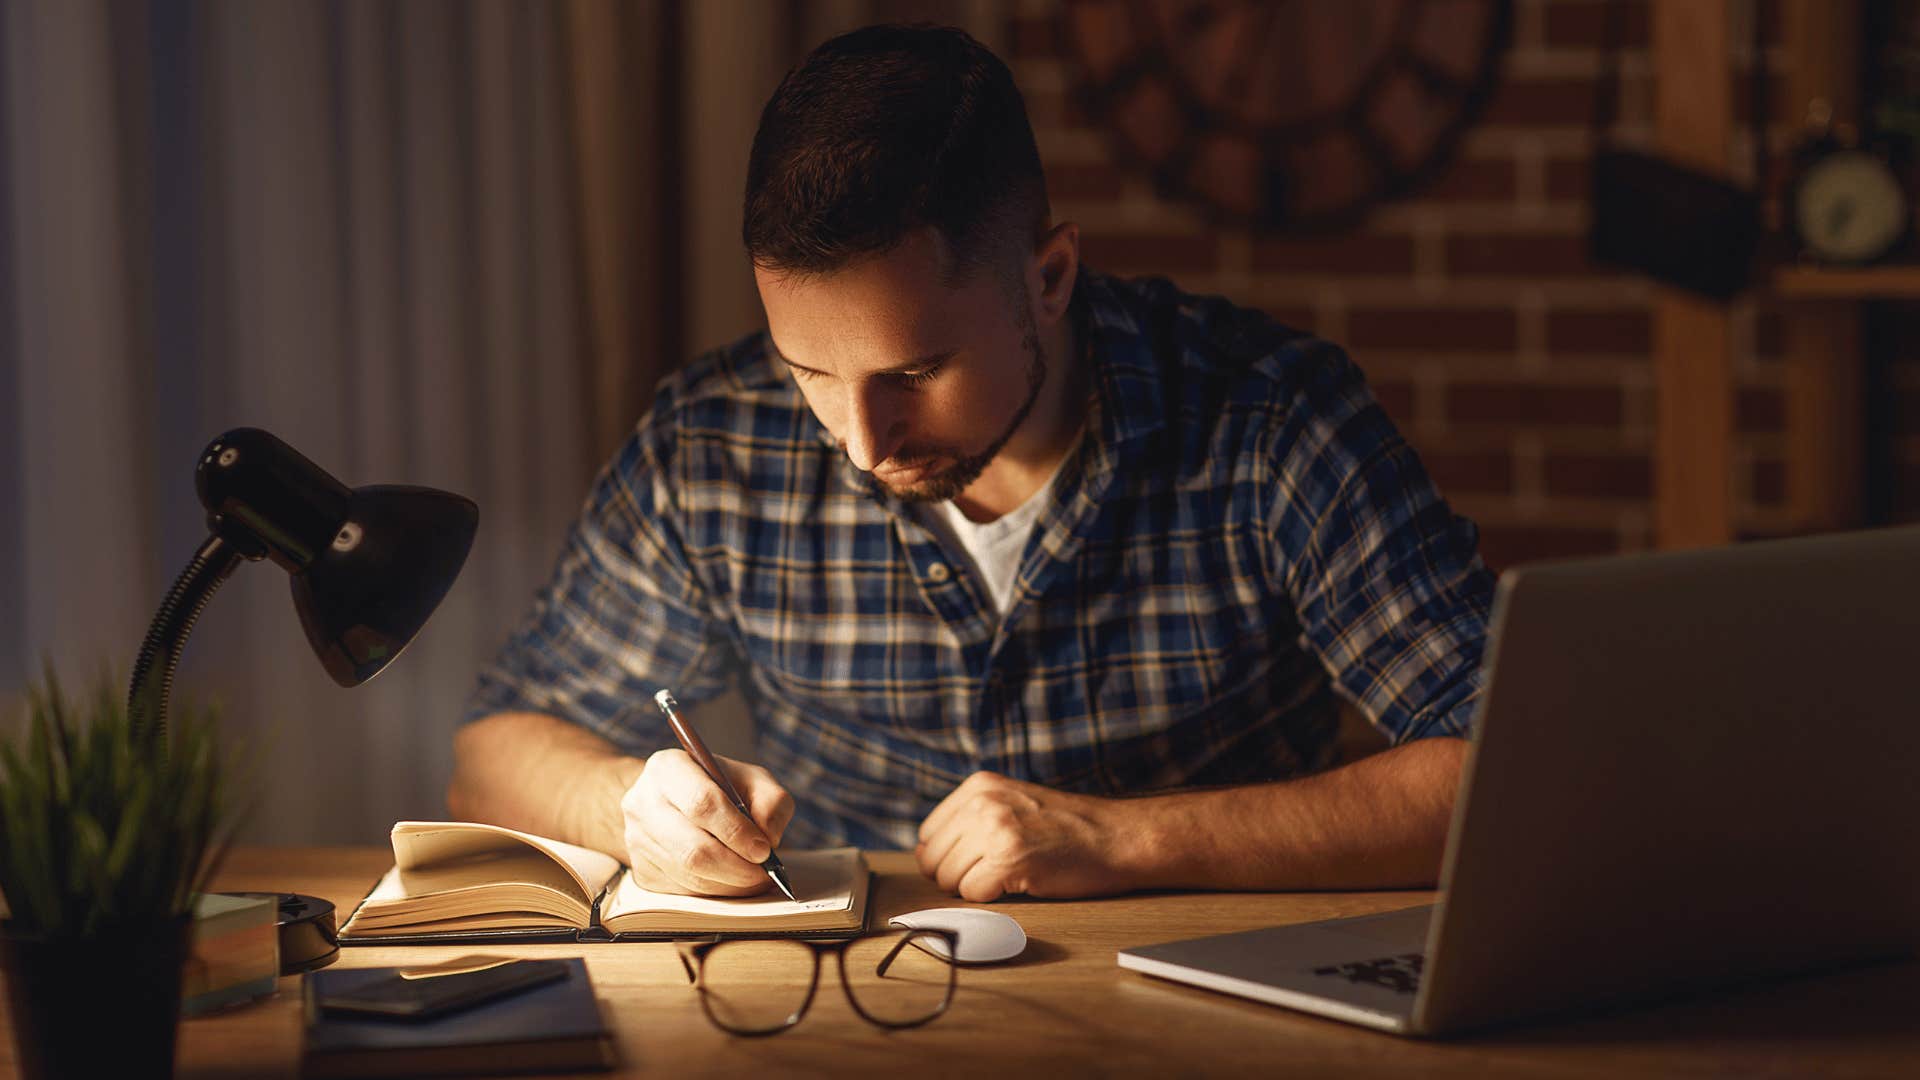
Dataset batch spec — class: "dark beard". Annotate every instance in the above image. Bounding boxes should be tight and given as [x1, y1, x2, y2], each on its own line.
[885, 321, 1047, 504]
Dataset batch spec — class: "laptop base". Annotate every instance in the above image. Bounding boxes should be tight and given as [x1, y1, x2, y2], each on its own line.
[1118, 905, 1436, 1035]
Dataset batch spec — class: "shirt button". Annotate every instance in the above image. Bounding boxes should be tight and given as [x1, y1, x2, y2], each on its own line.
[926, 562, 951, 582]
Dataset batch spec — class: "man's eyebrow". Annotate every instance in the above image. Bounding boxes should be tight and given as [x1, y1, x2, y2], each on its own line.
[772, 346, 958, 377]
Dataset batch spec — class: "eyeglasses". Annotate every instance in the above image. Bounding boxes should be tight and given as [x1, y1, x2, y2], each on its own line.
[675, 928, 959, 1036]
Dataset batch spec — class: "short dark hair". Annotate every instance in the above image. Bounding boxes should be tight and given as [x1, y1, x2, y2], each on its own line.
[743, 24, 1048, 282]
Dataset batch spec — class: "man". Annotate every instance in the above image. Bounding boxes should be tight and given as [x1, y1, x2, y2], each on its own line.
[449, 25, 1490, 903]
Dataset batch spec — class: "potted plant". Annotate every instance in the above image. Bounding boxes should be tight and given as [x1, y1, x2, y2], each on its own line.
[0, 671, 232, 1079]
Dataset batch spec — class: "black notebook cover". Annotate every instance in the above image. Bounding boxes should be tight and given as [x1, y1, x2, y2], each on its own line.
[301, 957, 614, 1077]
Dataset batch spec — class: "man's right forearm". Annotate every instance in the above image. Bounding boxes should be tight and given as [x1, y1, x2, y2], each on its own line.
[447, 712, 645, 860]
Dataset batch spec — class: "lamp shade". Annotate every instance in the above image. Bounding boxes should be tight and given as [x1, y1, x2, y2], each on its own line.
[194, 428, 478, 686]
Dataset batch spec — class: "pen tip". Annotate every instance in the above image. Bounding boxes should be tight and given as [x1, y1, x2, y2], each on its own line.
[654, 689, 676, 710]
[767, 864, 797, 902]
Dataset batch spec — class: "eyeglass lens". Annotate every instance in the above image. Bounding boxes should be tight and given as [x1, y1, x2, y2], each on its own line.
[700, 939, 817, 1034]
[842, 930, 955, 1025]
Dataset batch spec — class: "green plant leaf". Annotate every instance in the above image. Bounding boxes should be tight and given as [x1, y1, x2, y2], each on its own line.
[0, 667, 234, 938]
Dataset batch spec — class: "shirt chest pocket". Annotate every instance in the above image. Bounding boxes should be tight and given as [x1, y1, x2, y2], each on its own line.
[736, 592, 979, 749]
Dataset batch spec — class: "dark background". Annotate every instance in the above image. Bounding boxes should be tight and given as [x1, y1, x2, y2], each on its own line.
[2, 0, 1910, 843]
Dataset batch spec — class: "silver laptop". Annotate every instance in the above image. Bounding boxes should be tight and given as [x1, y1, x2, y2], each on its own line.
[1119, 525, 1920, 1036]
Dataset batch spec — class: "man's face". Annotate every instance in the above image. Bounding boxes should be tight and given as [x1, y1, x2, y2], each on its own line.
[754, 230, 1044, 503]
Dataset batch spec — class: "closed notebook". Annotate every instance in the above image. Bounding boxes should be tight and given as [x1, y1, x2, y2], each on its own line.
[337, 820, 870, 944]
[301, 957, 613, 1078]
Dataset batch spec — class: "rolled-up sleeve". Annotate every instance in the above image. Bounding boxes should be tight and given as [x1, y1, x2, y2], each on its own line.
[463, 426, 737, 755]
[1261, 342, 1494, 744]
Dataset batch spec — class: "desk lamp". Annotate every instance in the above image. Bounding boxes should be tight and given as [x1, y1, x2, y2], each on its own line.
[128, 427, 478, 972]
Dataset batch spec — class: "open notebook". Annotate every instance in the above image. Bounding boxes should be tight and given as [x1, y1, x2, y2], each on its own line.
[338, 821, 871, 944]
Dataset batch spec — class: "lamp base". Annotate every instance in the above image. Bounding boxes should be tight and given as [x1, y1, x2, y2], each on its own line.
[220, 892, 338, 975]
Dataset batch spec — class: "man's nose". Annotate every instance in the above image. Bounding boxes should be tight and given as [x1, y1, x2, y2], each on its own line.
[843, 382, 905, 472]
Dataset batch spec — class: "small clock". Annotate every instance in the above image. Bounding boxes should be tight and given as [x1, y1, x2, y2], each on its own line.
[1787, 135, 1910, 265]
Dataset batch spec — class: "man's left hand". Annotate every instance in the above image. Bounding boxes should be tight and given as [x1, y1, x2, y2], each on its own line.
[914, 771, 1145, 901]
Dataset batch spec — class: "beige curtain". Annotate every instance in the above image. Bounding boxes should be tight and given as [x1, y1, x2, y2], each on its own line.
[0, 0, 678, 842]
[0, 0, 1004, 843]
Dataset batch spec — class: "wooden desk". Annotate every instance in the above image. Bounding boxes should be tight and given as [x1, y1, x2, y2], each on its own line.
[18, 847, 1916, 1077]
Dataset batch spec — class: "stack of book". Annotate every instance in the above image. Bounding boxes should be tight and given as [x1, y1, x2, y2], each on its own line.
[301, 956, 614, 1077]
[181, 891, 278, 1016]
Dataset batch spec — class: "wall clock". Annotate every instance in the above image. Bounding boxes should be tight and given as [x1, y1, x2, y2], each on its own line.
[1786, 133, 1910, 265]
[1059, 0, 1514, 233]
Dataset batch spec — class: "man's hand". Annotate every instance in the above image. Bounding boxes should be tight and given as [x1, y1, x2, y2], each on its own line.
[914, 771, 1142, 902]
[620, 748, 796, 897]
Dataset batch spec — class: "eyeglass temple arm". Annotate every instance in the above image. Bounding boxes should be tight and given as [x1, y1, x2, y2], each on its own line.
[873, 930, 955, 977]
[677, 935, 728, 984]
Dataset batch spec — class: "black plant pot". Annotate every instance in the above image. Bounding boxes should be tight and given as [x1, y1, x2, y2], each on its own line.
[1, 914, 192, 1079]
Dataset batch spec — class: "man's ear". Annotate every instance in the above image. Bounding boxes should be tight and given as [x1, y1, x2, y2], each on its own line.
[1030, 222, 1079, 326]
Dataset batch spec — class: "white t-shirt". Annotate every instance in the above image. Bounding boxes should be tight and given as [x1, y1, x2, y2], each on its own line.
[916, 450, 1076, 616]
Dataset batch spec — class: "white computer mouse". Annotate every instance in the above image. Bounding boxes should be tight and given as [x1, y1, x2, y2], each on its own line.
[887, 907, 1027, 963]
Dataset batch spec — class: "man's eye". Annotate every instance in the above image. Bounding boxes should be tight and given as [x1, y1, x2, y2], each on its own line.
[785, 360, 944, 386]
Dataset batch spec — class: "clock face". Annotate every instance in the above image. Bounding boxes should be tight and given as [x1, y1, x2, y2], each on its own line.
[1793, 150, 1909, 264]
[1060, 0, 1513, 233]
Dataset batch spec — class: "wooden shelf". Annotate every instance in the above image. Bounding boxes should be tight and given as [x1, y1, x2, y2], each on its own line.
[1772, 264, 1920, 299]
[1646, 2, 1869, 545]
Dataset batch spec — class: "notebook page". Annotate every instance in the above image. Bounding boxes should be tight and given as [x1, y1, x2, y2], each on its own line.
[390, 821, 622, 902]
[602, 848, 861, 921]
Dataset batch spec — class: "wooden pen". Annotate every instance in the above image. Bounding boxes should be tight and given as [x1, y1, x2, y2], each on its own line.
[653, 689, 798, 901]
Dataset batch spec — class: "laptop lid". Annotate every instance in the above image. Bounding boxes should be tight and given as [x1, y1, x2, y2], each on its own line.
[1414, 526, 1920, 1035]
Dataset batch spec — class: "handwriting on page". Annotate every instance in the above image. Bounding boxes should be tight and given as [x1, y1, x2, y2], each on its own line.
[788, 899, 840, 911]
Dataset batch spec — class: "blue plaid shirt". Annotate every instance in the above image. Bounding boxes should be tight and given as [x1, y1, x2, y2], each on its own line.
[467, 271, 1494, 850]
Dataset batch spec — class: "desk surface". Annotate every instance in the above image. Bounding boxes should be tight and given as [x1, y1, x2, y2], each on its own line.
[11, 847, 1915, 1077]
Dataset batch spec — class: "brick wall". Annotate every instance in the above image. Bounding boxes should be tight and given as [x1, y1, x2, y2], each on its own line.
[1004, 0, 1896, 574]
